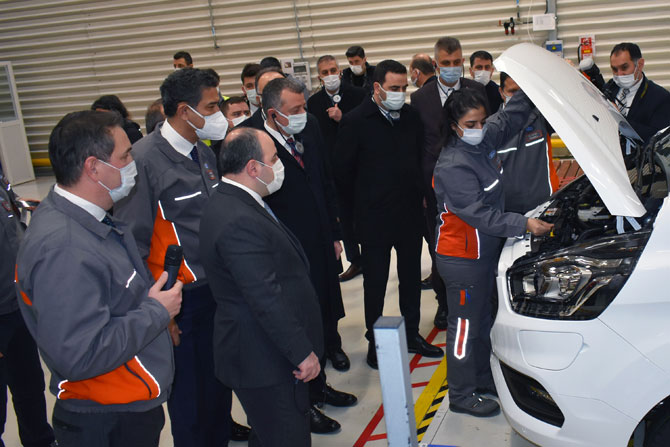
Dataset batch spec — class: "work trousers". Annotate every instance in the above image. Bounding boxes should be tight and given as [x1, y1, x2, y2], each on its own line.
[0, 310, 53, 447]
[436, 254, 496, 404]
[51, 402, 164, 447]
[168, 284, 231, 447]
[236, 378, 311, 447]
[361, 232, 423, 342]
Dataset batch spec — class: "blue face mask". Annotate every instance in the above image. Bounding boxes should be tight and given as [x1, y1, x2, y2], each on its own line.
[439, 66, 462, 84]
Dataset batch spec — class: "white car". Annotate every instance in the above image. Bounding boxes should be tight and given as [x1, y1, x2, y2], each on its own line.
[490, 43, 670, 447]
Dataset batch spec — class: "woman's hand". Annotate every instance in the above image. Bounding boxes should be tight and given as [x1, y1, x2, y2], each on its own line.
[527, 218, 554, 236]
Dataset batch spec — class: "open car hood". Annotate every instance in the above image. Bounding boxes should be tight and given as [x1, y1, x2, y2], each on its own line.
[494, 43, 646, 217]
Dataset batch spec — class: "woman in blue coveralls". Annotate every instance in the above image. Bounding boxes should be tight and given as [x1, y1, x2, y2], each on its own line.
[433, 89, 553, 417]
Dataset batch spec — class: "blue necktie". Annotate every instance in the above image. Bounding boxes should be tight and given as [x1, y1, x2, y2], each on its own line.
[190, 146, 200, 167]
[263, 202, 278, 222]
[102, 214, 116, 228]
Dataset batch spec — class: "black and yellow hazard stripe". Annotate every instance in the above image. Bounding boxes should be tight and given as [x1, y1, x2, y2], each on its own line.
[414, 357, 448, 441]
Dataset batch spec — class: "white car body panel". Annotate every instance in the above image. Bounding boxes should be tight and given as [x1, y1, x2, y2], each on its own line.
[494, 43, 646, 217]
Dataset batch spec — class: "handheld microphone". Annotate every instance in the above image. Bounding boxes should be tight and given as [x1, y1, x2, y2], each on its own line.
[579, 58, 606, 91]
[163, 245, 183, 290]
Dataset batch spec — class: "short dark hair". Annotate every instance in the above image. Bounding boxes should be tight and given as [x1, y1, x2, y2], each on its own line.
[316, 55, 337, 67]
[441, 89, 488, 144]
[160, 68, 219, 117]
[410, 57, 434, 75]
[254, 66, 284, 91]
[221, 96, 248, 116]
[260, 57, 281, 69]
[219, 127, 264, 175]
[91, 95, 129, 119]
[49, 110, 123, 186]
[345, 45, 365, 59]
[145, 98, 165, 134]
[470, 50, 493, 66]
[435, 37, 462, 55]
[173, 51, 193, 65]
[499, 72, 512, 90]
[610, 42, 642, 61]
[262, 77, 305, 116]
[241, 63, 262, 82]
[203, 68, 220, 85]
[373, 59, 407, 85]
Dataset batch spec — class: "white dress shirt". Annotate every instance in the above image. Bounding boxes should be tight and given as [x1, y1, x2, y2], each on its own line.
[438, 78, 461, 106]
[160, 119, 196, 158]
[53, 184, 106, 221]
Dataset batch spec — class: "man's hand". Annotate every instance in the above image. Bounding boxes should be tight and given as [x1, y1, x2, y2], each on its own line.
[327, 105, 342, 122]
[526, 218, 554, 236]
[293, 351, 320, 382]
[168, 319, 182, 346]
[334, 241, 343, 260]
[0, 352, 3, 358]
[149, 271, 183, 319]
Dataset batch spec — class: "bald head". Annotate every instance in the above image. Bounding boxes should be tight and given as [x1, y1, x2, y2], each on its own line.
[256, 71, 284, 95]
[409, 53, 435, 88]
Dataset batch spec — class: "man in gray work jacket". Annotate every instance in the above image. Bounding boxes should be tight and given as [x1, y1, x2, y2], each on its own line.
[15, 110, 182, 446]
[115, 68, 235, 447]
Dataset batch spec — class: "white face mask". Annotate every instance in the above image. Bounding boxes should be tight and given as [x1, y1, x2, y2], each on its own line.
[502, 92, 513, 105]
[613, 63, 640, 89]
[350, 64, 364, 75]
[245, 88, 259, 106]
[231, 115, 248, 127]
[380, 86, 406, 111]
[97, 159, 137, 203]
[473, 70, 492, 85]
[274, 110, 307, 135]
[322, 74, 341, 92]
[410, 70, 419, 88]
[457, 124, 487, 146]
[256, 159, 285, 195]
[187, 106, 229, 140]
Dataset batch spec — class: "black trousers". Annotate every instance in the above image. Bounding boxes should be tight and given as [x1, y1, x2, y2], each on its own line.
[0, 310, 54, 447]
[341, 213, 361, 265]
[168, 284, 231, 447]
[236, 378, 311, 447]
[436, 255, 496, 404]
[51, 402, 163, 447]
[425, 191, 447, 308]
[361, 232, 423, 341]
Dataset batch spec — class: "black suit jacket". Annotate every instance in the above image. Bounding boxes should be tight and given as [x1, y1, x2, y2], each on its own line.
[334, 98, 424, 244]
[604, 74, 670, 144]
[200, 183, 324, 389]
[251, 115, 345, 319]
[410, 77, 488, 200]
[485, 80, 503, 115]
[307, 83, 367, 165]
[341, 63, 376, 93]
[238, 108, 264, 130]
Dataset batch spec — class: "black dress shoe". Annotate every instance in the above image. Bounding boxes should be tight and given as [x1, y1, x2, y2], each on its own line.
[339, 263, 362, 282]
[308, 405, 341, 434]
[421, 273, 433, 290]
[407, 334, 444, 358]
[317, 384, 357, 407]
[433, 304, 448, 329]
[230, 420, 250, 441]
[366, 342, 378, 369]
[449, 393, 500, 417]
[327, 348, 350, 371]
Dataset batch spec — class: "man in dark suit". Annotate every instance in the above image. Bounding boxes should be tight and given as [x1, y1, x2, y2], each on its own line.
[240, 67, 284, 130]
[341, 45, 376, 93]
[244, 77, 357, 433]
[200, 128, 323, 447]
[409, 53, 436, 89]
[410, 37, 488, 330]
[307, 55, 367, 284]
[469, 50, 503, 114]
[334, 59, 444, 369]
[604, 42, 670, 144]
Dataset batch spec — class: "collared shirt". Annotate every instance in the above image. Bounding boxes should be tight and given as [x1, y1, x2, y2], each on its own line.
[438, 78, 461, 106]
[618, 77, 642, 114]
[53, 184, 107, 221]
[263, 120, 294, 155]
[160, 119, 195, 158]
[372, 96, 399, 123]
[220, 176, 265, 209]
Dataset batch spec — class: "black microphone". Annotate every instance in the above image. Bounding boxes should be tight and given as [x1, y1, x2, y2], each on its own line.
[162, 245, 183, 290]
[579, 58, 606, 91]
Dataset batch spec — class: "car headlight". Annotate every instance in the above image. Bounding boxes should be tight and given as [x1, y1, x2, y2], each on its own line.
[508, 232, 650, 320]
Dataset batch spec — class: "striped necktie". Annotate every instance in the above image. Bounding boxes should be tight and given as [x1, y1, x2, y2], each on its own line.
[286, 138, 304, 168]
